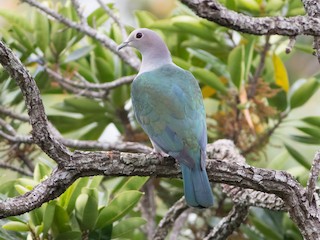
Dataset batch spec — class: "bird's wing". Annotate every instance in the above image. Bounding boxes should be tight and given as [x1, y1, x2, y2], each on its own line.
[131, 64, 207, 169]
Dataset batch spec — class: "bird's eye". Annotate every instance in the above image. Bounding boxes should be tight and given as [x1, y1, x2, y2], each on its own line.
[136, 32, 143, 39]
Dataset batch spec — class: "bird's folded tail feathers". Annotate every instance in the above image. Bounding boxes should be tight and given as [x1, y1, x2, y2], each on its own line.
[181, 164, 214, 208]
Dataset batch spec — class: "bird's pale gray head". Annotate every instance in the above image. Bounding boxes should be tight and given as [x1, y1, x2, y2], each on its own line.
[118, 28, 172, 73]
[117, 28, 164, 53]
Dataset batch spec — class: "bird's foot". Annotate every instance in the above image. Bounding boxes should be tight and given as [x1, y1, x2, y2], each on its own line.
[150, 149, 169, 158]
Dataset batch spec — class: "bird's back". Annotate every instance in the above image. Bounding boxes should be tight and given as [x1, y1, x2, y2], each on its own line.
[131, 63, 207, 169]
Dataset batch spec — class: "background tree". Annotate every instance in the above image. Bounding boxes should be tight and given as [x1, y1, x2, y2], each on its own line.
[0, 0, 319, 239]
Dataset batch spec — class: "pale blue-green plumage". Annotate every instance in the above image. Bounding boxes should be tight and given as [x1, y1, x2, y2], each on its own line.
[131, 63, 214, 208]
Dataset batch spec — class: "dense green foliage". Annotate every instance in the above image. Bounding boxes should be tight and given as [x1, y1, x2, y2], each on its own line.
[0, 0, 319, 239]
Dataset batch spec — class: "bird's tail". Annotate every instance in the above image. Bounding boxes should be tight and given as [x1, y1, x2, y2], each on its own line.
[180, 164, 214, 208]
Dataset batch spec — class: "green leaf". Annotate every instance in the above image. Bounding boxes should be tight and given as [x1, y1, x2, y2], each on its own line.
[11, 25, 34, 52]
[284, 144, 311, 170]
[112, 217, 146, 239]
[14, 184, 30, 195]
[34, 163, 51, 182]
[244, 38, 256, 83]
[43, 201, 56, 236]
[2, 221, 29, 232]
[228, 45, 245, 89]
[29, 207, 43, 226]
[75, 189, 99, 230]
[290, 135, 320, 145]
[34, 12, 49, 53]
[53, 205, 72, 233]
[0, 10, 33, 32]
[297, 127, 320, 139]
[89, 224, 113, 240]
[115, 177, 149, 194]
[267, 151, 289, 170]
[302, 116, 320, 127]
[238, 0, 261, 12]
[63, 97, 104, 113]
[192, 68, 227, 94]
[59, 177, 90, 213]
[251, 216, 282, 240]
[96, 190, 144, 229]
[135, 11, 156, 28]
[64, 46, 95, 63]
[55, 231, 82, 240]
[289, 78, 319, 109]
[172, 16, 215, 41]
[87, 5, 111, 27]
[187, 48, 227, 76]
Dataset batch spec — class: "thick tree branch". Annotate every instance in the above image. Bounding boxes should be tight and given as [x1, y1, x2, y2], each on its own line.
[0, 41, 71, 165]
[180, 0, 320, 37]
[0, 140, 319, 239]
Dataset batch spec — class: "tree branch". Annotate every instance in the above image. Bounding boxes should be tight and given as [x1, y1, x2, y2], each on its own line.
[0, 162, 33, 177]
[46, 68, 135, 92]
[0, 140, 318, 239]
[204, 204, 249, 240]
[0, 41, 71, 165]
[302, 0, 320, 63]
[153, 197, 188, 240]
[307, 151, 320, 204]
[180, 0, 320, 37]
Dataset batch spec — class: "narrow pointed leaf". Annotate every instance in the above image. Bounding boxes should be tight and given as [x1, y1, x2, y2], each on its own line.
[284, 144, 311, 170]
[272, 54, 289, 92]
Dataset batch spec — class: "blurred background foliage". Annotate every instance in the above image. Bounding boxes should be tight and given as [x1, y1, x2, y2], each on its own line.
[0, 0, 319, 239]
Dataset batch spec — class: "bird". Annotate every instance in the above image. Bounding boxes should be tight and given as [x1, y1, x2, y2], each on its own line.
[118, 28, 214, 208]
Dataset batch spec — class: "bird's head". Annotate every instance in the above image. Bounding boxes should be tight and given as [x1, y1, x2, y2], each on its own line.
[117, 28, 164, 53]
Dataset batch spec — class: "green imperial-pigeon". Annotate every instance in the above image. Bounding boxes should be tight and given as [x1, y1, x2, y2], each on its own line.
[118, 28, 214, 208]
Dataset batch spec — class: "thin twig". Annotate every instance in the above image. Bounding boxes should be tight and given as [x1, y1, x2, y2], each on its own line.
[46, 68, 135, 90]
[248, 35, 270, 99]
[286, 36, 297, 54]
[0, 162, 33, 177]
[71, 0, 87, 26]
[0, 106, 29, 122]
[96, 0, 127, 39]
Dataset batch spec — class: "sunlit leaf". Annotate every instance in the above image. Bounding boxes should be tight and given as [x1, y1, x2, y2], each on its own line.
[64, 46, 94, 63]
[2, 221, 29, 232]
[202, 85, 216, 98]
[272, 54, 289, 92]
[43, 201, 56, 236]
[289, 78, 319, 109]
[228, 45, 245, 89]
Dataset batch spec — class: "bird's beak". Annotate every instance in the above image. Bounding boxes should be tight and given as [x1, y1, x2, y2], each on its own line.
[117, 41, 129, 51]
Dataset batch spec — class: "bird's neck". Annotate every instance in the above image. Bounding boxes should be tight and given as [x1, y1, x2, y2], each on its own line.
[138, 43, 172, 74]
